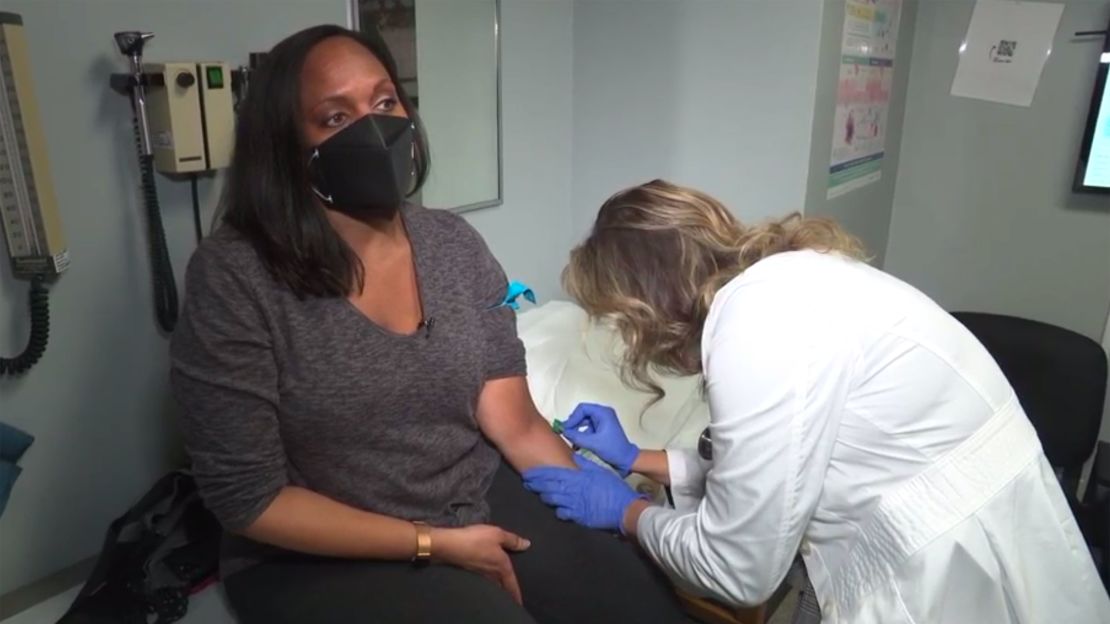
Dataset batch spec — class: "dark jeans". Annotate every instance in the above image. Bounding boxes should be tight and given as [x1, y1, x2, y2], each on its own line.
[224, 463, 685, 623]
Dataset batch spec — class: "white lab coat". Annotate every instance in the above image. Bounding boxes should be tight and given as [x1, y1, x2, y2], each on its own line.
[637, 251, 1110, 623]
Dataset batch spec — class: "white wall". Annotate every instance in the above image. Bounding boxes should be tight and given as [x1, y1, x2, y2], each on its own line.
[464, 0, 575, 302]
[884, 0, 1110, 341]
[803, 0, 919, 265]
[569, 0, 825, 240]
[0, 0, 575, 594]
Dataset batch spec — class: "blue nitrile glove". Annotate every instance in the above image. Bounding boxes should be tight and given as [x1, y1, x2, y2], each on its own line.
[497, 281, 536, 311]
[522, 454, 646, 533]
[556, 403, 639, 477]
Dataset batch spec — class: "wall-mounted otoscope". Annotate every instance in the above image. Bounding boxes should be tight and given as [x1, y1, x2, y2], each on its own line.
[111, 30, 180, 333]
[115, 31, 155, 157]
[109, 32, 256, 334]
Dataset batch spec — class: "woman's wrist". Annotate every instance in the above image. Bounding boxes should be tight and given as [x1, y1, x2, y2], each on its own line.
[412, 521, 433, 562]
[427, 526, 450, 562]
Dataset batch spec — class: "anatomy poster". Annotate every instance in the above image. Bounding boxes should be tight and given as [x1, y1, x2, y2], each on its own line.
[828, 0, 902, 199]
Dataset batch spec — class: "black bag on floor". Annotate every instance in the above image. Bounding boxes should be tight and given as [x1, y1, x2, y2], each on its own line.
[57, 471, 221, 624]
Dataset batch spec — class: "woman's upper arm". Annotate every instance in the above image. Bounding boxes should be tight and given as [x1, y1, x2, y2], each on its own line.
[170, 246, 288, 532]
[637, 282, 857, 605]
[457, 219, 527, 381]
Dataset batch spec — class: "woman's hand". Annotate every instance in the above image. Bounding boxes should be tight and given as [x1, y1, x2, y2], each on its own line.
[523, 455, 647, 532]
[430, 524, 531, 605]
[558, 403, 640, 476]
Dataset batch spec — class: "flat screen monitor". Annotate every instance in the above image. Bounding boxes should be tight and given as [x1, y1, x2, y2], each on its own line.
[1074, 27, 1110, 194]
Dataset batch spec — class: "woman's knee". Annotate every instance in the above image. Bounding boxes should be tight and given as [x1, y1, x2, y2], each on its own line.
[224, 559, 537, 624]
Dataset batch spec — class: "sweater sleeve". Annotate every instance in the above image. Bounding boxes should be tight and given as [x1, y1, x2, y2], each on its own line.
[455, 218, 527, 381]
[170, 242, 288, 532]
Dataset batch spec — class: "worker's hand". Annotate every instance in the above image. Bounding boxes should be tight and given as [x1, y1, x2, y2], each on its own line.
[558, 403, 640, 476]
[523, 455, 647, 533]
[431, 524, 530, 605]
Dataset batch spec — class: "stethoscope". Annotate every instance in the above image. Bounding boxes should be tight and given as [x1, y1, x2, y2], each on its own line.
[662, 426, 713, 508]
[698, 427, 712, 460]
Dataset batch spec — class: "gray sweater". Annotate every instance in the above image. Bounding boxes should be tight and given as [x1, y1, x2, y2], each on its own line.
[170, 205, 526, 574]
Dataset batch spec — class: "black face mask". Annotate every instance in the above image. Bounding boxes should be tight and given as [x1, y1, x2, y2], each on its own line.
[308, 114, 415, 219]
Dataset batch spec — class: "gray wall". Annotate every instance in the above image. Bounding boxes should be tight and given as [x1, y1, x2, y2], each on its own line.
[1104, 319, 1110, 443]
[569, 0, 825, 241]
[0, 0, 348, 594]
[0, 0, 575, 593]
[884, 0, 1110, 341]
[803, 0, 919, 266]
[468, 0, 574, 302]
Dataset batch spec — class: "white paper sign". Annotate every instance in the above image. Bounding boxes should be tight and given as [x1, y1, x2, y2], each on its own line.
[950, 0, 1064, 107]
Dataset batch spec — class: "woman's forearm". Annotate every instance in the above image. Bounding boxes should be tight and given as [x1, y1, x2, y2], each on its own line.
[241, 485, 419, 559]
[476, 377, 576, 471]
[632, 449, 671, 485]
[497, 416, 577, 471]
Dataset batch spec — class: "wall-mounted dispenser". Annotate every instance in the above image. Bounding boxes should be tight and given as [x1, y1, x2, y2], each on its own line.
[144, 61, 234, 174]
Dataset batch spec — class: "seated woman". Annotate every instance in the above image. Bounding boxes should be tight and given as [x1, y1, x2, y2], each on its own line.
[169, 25, 684, 624]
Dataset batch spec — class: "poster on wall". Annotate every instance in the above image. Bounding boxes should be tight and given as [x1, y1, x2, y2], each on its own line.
[827, 0, 902, 199]
[949, 0, 1064, 108]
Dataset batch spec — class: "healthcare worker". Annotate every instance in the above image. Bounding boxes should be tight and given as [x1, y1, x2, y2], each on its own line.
[523, 179, 1110, 623]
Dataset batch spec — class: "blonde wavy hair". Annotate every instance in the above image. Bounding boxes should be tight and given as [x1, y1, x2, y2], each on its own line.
[563, 179, 866, 401]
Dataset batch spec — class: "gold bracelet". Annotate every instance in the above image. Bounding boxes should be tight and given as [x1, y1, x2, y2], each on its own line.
[412, 521, 432, 563]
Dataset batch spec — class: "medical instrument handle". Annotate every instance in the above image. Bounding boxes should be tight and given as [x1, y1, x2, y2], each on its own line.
[113, 31, 154, 156]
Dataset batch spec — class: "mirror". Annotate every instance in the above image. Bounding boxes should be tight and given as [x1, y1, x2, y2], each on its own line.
[351, 0, 502, 213]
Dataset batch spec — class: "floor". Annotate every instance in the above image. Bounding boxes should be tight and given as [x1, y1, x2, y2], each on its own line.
[0, 584, 236, 624]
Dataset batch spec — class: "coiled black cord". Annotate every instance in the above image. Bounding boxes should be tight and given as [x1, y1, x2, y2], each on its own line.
[190, 174, 203, 244]
[133, 115, 178, 333]
[0, 274, 49, 376]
